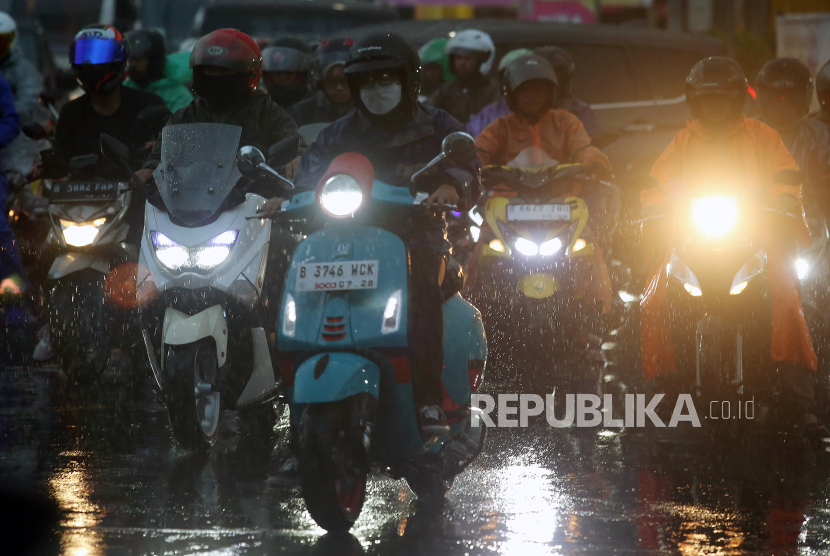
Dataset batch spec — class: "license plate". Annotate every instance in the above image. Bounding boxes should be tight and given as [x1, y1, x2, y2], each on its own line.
[295, 260, 379, 291]
[507, 204, 571, 221]
[50, 181, 120, 203]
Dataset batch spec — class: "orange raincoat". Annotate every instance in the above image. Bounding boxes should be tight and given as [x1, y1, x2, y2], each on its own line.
[640, 115, 816, 380]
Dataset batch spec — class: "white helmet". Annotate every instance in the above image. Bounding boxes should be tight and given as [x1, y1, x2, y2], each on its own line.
[444, 29, 495, 76]
[0, 13, 17, 60]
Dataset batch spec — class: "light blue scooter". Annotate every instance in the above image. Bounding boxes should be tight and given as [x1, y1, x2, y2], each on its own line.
[275, 133, 487, 531]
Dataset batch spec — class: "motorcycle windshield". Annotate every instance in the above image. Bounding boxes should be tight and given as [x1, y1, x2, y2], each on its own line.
[153, 123, 243, 226]
[505, 147, 559, 171]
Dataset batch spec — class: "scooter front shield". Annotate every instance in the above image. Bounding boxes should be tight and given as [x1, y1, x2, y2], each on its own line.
[293, 352, 381, 404]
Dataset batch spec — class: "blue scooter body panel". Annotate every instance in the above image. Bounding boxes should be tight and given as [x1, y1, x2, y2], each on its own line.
[293, 352, 381, 403]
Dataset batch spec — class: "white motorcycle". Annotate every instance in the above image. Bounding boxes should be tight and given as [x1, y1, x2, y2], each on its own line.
[101, 123, 298, 451]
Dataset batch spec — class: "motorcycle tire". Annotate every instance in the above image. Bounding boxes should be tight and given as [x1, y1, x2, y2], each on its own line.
[49, 270, 111, 384]
[166, 339, 221, 452]
[299, 402, 368, 532]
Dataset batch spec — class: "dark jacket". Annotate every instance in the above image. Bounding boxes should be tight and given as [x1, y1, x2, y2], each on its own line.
[427, 73, 501, 124]
[145, 90, 304, 169]
[758, 115, 830, 219]
[294, 104, 476, 255]
[288, 90, 355, 128]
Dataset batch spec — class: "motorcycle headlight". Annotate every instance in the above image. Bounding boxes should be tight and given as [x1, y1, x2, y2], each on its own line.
[797, 258, 809, 280]
[282, 292, 296, 337]
[470, 225, 481, 242]
[60, 217, 107, 247]
[319, 174, 363, 217]
[539, 238, 562, 256]
[151, 230, 238, 272]
[692, 196, 738, 238]
[514, 237, 538, 256]
[488, 239, 505, 252]
[571, 238, 587, 252]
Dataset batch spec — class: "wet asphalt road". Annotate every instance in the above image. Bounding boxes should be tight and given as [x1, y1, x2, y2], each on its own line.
[1, 357, 830, 556]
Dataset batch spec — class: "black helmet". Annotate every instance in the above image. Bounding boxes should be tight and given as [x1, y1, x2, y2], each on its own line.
[125, 29, 166, 86]
[345, 32, 420, 119]
[535, 46, 575, 100]
[262, 46, 312, 74]
[313, 38, 354, 87]
[70, 24, 130, 95]
[685, 56, 747, 122]
[818, 59, 830, 113]
[756, 58, 813, 125]
[503, 54, 557, 114]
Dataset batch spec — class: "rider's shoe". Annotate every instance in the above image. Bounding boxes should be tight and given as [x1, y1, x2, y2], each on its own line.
[418, 405, 450, 440]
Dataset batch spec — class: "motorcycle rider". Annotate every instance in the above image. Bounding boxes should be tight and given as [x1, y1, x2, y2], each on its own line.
[288, 38, 355, 127]
[285, 32, 476, 438]
[755, 58, 830, 220]
[640, 56, 827, 445]
[0, 74, 20, 293]
[466, 48, 532, 138]
[0, 13, 46, 182]
[427, 29, 500, 124]
[123, 29, 194, 113]
[535, 46, 602, 137]
[261, 37, 314, 110]
[417, 37, 451, 100]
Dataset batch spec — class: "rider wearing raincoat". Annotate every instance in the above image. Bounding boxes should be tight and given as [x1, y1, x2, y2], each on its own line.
[640, 56, 826, 441]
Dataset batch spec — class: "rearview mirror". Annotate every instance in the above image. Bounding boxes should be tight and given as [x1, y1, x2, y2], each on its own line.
[100, 133, 131, 163]
[771, 169, 805, 187]
[268, 135, 302, 168]
[237, 145, 266, 179]
[21, 122, 48, 141]
[441, 132, 477, 167]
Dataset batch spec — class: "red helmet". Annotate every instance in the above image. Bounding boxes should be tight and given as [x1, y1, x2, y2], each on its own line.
[190, 29, 262, 94]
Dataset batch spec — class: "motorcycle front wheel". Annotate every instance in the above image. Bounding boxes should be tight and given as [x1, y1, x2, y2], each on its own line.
[299, 402, 368, 532]
[166, 339, 221, 451]
[49, 269, 111, 383]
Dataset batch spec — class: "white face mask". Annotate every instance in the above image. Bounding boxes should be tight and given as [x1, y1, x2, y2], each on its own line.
[360, 83, 402, 115]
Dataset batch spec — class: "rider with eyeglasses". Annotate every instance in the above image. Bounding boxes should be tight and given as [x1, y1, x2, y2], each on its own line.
[288, 38, 356, 128]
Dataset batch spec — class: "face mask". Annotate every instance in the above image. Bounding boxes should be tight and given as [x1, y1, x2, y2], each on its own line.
[360, 83, 402, 115]
[193, 72, 252, 109]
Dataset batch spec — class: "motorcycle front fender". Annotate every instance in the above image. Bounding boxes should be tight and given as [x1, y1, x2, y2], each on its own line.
[161, 305, 228, 369]
[293, 352, 381, 404]
[47, 252, 110, 280]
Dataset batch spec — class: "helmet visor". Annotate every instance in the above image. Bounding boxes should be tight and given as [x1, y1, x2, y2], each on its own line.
[73, 36, 123, 65]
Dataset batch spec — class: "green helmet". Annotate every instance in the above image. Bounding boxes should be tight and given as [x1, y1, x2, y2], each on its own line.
[498, 48, 534, 74]
[418, 37, 453, 83]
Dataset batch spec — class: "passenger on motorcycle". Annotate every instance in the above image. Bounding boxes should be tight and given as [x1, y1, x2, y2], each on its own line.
[640, 56, 827, 444]
[476, 54, 616, 245]
[123, 29, 194, 113]
[427, 29, 501, 124]
[290, 32, 476, 437]
[288, 38, 356, 128]
[755, 58, 830, 220]
[261, 37, 314, 110]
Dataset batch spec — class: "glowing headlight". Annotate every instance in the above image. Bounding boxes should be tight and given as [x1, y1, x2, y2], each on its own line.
[730, 281, 748, 295]
[469, 207, 484, 226]
[684, 282, 702, 297]
[572, 238, 587, 252]
[60, 217, 107, 247]
[282, 292, 296, 337]
[470, 225, 481, 242]
[488, 239, 505, 252]
[797, 258, 809, 280]
[381, 289, 403, 334]
[320, 174, 363, 217]
[514, 237, 538, 256]
[151, 230, 238, 272]
[692, 196, 738, 237]
[539, 238, 562, 256]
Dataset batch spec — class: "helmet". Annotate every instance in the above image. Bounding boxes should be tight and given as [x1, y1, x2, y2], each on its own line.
[0, 13, 16, 61]
[685, 56, 747, 121]
[756, 58, 814, 123]
[535, 46, 575, 98]
[313, 38, 354, 86]
[498, 48, 533, 75]
[261, 41, 312, 106]
[503, 54, 557, 114]
[444, 29, 495, 75]
[190, 28, 262, 94]
[418, 37, 453, 83]
[345, 32, 420, 118]
[125, 29, 166, 84]
[818, 59, 830, 113]
[262, 46, 312, 74]
[70, 24, 130, 95]
[272, 36, 311, 55]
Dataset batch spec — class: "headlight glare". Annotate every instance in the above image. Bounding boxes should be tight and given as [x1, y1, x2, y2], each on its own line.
[730, 281, 748, 295]
[488, 239, 505, 252]
[692, 196, 738, 237]
[319, 174, 363, 217]
[514, 237, 538, 256]
[151, 230, 238, 272]
[539, 238, 562, 256]
[684, 282, 702, 297]
[797, 258, 809, 280]
[60, 217, 107, 247]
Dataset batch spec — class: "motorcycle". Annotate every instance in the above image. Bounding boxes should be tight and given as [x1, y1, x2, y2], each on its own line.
[644, 169, 808, 414]
[103, 123, 298, 452]
[275, 132, 487, 531]
[464, 147, 614, 393]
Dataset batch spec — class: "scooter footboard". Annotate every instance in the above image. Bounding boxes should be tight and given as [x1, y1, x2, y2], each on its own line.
[293, 352, 381, 404]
